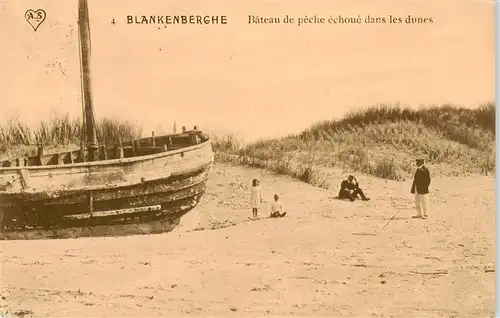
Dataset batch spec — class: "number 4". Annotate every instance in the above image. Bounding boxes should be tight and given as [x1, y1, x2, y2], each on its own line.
[111, 18, 115, 25]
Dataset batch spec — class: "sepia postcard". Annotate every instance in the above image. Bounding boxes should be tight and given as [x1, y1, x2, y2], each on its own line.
[0, 0, 496, 317]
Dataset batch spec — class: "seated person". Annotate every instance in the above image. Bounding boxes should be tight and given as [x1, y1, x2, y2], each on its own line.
[338, 175, 370, 201]
[270, 194, 287, 218]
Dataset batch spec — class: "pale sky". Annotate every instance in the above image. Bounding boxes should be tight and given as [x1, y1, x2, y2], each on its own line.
[0, 0, 495, 142]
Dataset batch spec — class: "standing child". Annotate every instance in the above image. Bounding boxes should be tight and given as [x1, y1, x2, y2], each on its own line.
[250, 179, 263, 219]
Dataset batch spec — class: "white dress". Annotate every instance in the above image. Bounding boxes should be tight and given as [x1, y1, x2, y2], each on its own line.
[271, 200, 284, 214]
[250, 186, 263, 209]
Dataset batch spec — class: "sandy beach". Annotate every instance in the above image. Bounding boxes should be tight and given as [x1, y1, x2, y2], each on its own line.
[0, 163, 495, 317]
[0, 0, 494, 141]
[0, 0, 495, 316]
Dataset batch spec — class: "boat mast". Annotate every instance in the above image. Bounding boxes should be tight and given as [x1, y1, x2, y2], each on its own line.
[77, 0, 99, 161]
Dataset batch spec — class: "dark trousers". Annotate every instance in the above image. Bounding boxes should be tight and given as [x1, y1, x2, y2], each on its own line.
[339, 188, 367, 201]
[270, 211, 286, 218]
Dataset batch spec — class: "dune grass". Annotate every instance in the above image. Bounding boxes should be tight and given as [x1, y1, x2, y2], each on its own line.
[0, 115, 142, 159]
[213, 103, 496, 187]
[1, 103, 495, 188]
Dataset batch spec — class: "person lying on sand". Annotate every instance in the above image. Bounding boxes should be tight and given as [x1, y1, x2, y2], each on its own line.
[250, 178, 264, 219]
[338, 175, 370, 201]
[270, 194, 287, 218]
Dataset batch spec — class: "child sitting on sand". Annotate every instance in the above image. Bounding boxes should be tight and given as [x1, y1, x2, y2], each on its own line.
[270, 194, 287, 218]
[250, 179, 264, 219]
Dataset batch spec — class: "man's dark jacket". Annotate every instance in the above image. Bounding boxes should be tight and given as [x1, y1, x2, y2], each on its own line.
[339, 179, 358, 197]
[411, 165, 431, 194]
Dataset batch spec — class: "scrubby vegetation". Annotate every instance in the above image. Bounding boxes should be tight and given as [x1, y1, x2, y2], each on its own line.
[1, 103, 495, 189]
[0, 115, 142, 159]
[213, 103, 496, 187]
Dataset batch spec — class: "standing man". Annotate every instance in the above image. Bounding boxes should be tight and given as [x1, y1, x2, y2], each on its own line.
[411, 157, 431, 219]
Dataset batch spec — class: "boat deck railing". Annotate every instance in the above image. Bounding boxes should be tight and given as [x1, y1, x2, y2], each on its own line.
[0, 127, 209, 168]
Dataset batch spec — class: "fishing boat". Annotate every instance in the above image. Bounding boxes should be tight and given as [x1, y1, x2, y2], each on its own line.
[0, 0, 214, 240]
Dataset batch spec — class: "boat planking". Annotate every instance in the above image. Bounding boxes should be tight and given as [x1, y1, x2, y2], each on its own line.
[0, 130, 214, 240]
[0, 0, 215, 240]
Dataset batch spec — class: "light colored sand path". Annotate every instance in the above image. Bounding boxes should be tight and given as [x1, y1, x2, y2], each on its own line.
[0, 164, 495, 317]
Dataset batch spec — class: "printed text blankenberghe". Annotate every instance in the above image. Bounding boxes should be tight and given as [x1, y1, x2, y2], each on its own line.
[126, 15, 228, 25]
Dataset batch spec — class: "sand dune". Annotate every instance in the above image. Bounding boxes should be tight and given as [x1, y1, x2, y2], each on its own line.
[0, 164, 494, 317]
[0, 0, 494, 316]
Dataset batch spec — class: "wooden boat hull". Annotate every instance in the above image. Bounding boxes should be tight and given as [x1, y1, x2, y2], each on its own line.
[0, 139, 213, 240]
[0, 0, 215, 240]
